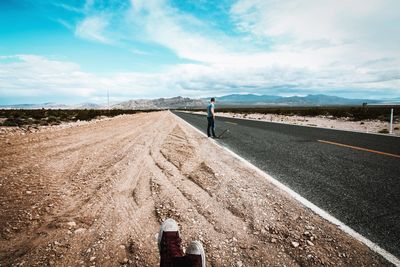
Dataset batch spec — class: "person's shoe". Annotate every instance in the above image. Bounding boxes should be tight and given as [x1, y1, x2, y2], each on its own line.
[186, 241, 206, 267]
[158, 218, 184, 267]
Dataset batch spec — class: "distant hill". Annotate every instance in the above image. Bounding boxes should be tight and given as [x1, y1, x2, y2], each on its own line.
[1, 94, 397, 110]
[215, 94, 381, 106]
[0, 102, 103, 109]
[70, 103, 103, 109]
[0, 102, 69, 109]
[216, 94, 282, 104]
[112, 96, 205, 109]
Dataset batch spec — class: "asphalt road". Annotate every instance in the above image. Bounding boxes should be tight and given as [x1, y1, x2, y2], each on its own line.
[173, 111, 400, 258]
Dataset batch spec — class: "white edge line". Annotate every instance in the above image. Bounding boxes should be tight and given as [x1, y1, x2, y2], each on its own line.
[180, 110, 399, 138]
[171, 111, 400, 267]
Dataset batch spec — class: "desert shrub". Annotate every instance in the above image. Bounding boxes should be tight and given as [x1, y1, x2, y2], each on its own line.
[74, 109, 100, 121]
[46, 116, 60, 123]
[0, 108, 162, 127]
[185, 105, 399, 122]
[2, 117, 22, 126]
[378, 129, 389, 133]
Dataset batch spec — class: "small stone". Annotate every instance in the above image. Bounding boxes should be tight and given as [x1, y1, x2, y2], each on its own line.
[271, 238, 277, 243]
[89, 256, 96, 262]
[236, 260, 243, 267]
[306, 240, 314, 246]
[74, 228, 86, 234]
[305, 225, 315, 230]
[291, 241, 300, 248]
[119, 245, 125, 250]
[67, 221, 76, 228]
[26, 191, 32, 195]
[122, 258, 129, 263]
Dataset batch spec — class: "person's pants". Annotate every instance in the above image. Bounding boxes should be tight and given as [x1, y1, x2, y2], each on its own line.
[207, 116, 216, 137]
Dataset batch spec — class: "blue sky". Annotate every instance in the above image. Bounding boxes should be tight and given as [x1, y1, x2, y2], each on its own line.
[0, 0, 399, 104]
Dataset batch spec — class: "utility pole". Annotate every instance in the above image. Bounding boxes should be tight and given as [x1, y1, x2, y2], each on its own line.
[107, 89, 110, 111]
[389, 108, 394, 134]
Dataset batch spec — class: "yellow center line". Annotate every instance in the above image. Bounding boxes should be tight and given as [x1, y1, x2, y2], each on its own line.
[225, 121, 238, 125]
[317, 139, 400, 158]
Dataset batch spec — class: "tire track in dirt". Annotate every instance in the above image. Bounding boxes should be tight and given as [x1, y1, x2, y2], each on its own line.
[152, 124, 300, 266]
[1, 112, 176, 266]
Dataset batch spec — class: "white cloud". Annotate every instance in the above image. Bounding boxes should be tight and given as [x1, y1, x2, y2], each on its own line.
[230, 0, 400, 69]
[1, 54, 398, 104]
[128, 0, 229, 63]
[231, 0, 400, 46]
[75, 15, 113, 44]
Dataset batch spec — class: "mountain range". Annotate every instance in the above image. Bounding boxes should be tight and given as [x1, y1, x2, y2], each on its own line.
[1, 94, 398, 109]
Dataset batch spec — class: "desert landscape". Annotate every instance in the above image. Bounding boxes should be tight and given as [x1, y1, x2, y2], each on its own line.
[0, 111, 392, 266]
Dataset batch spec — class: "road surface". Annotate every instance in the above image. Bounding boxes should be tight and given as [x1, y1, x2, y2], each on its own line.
[173, 111, 400, 258]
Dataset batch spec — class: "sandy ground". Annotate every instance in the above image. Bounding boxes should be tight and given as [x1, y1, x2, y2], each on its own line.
[189, 111, 399, 136]
[0, 111, 392, 266]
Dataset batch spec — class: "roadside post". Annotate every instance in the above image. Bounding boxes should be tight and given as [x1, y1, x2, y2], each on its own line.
[107, 89, 110, 111]
[389, 108, 394, 134]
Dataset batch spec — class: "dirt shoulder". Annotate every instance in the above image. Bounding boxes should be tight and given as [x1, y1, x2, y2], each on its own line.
[0, 111, 393, 266]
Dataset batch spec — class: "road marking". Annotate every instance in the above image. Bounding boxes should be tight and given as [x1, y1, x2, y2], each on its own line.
[172, 111, 400, 266]
[225, 121, 237, 125]
[318, 140, 400, 158]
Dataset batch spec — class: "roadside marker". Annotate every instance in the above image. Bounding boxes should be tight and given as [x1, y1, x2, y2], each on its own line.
[172, 111, 400, 266]
[318, 139, 400, 159]
[390, 108, 394, 135]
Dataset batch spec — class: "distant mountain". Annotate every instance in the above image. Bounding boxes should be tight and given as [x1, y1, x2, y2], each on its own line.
[214, 94, 381, 106]
[71, 103, 103, 109]
[275, 94, 380, 105]
[0, 102, 69, 109]
[0, 102, 104, 109]
[112, 96, 205, 109]
[1, 94, 397, 110]
[217, 94, 282, 104]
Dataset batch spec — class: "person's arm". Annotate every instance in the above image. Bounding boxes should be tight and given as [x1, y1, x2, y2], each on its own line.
[211, 106, 215, 117]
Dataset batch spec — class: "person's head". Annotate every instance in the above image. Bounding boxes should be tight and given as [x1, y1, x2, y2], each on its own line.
[210, 97, 215, 103]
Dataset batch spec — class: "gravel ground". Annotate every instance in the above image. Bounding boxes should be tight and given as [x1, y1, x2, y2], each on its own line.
[0, 111, 392, 266]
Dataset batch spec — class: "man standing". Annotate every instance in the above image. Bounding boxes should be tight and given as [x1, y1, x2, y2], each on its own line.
[207, 98, 216, 138]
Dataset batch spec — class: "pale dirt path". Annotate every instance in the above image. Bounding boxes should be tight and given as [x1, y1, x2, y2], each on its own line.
[0, 111, 391, 266]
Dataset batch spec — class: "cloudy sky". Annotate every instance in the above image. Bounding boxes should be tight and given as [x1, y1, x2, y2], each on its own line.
[0, 0, 399, 104]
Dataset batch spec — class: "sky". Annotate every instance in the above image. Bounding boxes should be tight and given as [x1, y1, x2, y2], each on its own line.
[0, 0, 399, 104]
